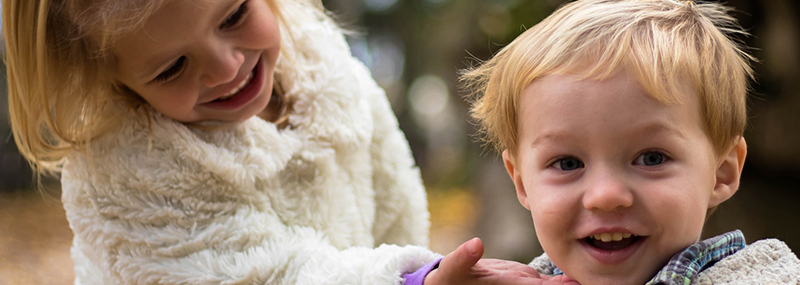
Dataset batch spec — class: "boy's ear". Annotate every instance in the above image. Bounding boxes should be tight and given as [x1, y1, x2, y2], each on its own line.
[502, 149, 530, 210]
[709, 137, 747, 208]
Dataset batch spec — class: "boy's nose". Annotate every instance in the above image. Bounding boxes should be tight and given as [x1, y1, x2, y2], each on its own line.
[582, 169, 634, 212]
[200, 44, 245, 87]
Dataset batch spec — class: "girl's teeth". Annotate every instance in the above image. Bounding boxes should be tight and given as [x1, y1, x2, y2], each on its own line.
[219, 72, 253, 100]
[591, 233, 633, 242]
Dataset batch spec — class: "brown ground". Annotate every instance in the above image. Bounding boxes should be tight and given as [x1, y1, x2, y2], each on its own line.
[0, 187, 74, 285]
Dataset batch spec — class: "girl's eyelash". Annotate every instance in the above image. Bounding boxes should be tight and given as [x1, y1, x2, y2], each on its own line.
[151, 1, 248, 83]
[155, 56, 186, 82]
[220, 1, 249, 29]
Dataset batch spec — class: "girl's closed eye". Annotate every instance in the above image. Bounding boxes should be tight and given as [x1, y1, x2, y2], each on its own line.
[150, 1, 249, 83]
[220, 1, 249, 29]
[154, 56, 186, 82]
[633, 151, 669, 166]
[551, 156, 584, 171]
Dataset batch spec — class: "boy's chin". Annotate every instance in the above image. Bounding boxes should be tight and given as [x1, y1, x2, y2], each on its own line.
[573, 275, 649, 285]
[566, 266, 658, 285]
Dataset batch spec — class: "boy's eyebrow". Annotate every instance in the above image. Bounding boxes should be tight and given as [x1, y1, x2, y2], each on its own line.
[530, 132, 575, 149]
[529, 122, 689, 149]
[636, 122, 690, 141]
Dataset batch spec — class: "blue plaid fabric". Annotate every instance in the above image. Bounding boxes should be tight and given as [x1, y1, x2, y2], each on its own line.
[548, 230, 746, 285]
[646, 230, 746, 285]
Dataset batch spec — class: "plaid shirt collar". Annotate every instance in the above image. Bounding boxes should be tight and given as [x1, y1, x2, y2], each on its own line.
[646, 230, 746, 285]
[550, 230, 746, 284]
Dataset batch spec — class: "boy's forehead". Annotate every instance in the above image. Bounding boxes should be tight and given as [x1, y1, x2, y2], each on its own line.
[518, 70, 704, 140]
[527, 64, 692, 107]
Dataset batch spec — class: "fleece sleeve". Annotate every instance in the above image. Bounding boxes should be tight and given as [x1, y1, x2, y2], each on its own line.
[61, 163, 440, 285]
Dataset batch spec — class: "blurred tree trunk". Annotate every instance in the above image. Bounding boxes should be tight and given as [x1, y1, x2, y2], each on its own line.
[703, 0, 800, 253]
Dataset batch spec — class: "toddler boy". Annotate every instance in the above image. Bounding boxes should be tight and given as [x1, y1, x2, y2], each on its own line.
[460, 0, 800, 284]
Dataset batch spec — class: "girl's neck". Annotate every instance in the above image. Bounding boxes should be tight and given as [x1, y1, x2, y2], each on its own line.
[258, 86, 290, 128]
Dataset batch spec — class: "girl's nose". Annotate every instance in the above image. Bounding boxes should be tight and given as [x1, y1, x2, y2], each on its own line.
[200, 43, 245, 87]
[582, 168, 634, 212]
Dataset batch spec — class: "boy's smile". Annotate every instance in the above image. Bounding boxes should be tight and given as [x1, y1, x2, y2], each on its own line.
[503, 70, 741, 284]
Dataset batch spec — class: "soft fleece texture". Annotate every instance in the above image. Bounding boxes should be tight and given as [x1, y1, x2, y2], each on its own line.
[529, 238, 800, 284]
[60, 1, 441, 284]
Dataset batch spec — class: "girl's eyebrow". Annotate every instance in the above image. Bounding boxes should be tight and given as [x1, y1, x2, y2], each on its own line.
[131, 27, 176, 81]
[133, 0, 242, 82]
[139, 56, 174, 81]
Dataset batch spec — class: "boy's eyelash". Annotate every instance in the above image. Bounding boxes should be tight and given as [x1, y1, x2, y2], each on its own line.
[155, 56, 186, 82]
[633, 150, 671, 166]
[548, 156, 584, 171]
[220, 1, 249, 29]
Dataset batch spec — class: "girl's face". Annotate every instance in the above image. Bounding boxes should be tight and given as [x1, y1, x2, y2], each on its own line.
[114, 0, 280, 123]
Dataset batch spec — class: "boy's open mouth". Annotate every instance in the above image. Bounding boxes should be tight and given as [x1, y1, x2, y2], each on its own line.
[584, 233, 641, 250]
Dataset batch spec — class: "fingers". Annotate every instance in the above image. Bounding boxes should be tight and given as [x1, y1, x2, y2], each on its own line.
[424, 238, 582, 285]
[437, 237, 484, 278]
[540, 274, 582, 285]
[474, 258, 541, 277]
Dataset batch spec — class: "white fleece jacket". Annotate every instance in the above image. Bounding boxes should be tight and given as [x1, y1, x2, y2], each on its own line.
[61, 1, 440, 284]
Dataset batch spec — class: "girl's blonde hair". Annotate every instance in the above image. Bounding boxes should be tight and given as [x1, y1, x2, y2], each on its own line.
[3, 0, 320, 177]
[462, 0, 754, 155]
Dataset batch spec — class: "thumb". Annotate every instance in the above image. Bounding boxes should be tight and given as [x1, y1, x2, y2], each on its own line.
[438, 237, 484, 278]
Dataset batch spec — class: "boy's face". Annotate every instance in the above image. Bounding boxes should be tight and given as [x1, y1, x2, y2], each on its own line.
[502, 71, 744, 285]
[114, 0, 281, 123]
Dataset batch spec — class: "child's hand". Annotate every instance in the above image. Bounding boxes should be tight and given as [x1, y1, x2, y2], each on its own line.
[424, 238, 580, 285]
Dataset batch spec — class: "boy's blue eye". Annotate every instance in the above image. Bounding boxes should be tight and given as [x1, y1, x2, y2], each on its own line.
[155, 56, 186, 82]
[554, 157, 584, 171]
[635, 151, 666, 166]
[220, 1, 249, 29]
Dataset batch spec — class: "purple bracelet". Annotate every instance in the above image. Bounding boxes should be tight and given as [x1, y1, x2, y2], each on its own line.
[402, 258, 442, 285]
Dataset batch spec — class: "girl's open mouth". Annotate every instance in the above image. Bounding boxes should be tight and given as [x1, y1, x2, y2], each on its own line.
[201, 57, 264, 110]
[214, 71, 255, 102]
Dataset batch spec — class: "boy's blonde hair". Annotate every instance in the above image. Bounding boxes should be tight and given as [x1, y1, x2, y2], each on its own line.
[2, 0, 315, 176]
[462, 0, 754, 156]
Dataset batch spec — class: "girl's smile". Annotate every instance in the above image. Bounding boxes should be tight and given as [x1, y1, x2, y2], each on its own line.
[113, 0, 281, 123]
[199, 55, 264, 110]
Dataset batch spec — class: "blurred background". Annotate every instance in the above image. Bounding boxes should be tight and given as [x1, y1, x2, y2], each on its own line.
[1, 0, 799, 283]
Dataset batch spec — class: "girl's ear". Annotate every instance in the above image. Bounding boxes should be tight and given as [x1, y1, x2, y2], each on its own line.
[709, 137, 747, 208]
[502, 149, 530, 210]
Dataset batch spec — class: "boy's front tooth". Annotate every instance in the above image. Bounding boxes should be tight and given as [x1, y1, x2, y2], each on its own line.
[590, 232, 633, 242]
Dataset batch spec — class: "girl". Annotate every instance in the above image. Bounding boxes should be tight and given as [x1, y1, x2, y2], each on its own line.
[3, 0, 566, 284]
[5, 0, 439, 283]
